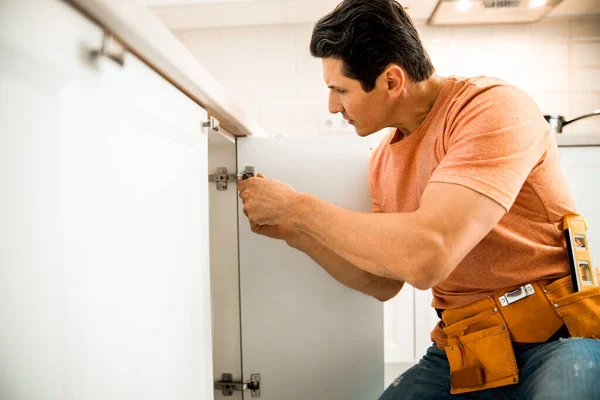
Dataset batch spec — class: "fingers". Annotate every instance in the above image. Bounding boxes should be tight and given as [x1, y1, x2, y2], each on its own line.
[237, 173, 265, 192]
[237, 180, 249, 193]
[238, 173, 264, 224]
[238, 173, 264, 200]
[236, 176, 256, 192]
[243, 207, 254, 224]
[251, 223, 261, 233]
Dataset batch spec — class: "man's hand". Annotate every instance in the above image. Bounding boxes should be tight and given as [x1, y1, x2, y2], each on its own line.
[250, 222, 295, 241]
[237, 173, 300, 227]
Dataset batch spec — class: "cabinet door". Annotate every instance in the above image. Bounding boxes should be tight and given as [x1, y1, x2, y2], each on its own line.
[0, 1, 213, 400]
[236, 137, 384, 400]
[208, 132, 243, 400]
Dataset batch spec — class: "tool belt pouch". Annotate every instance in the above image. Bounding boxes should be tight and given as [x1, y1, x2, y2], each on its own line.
[544, 271, 600, 339]
[442, 305, 518, 395]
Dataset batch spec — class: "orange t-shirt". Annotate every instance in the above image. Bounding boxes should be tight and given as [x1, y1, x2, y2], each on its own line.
[369, 76, 576, 344]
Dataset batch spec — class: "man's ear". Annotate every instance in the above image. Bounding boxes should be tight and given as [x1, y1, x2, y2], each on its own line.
[385, 65, 405, 97]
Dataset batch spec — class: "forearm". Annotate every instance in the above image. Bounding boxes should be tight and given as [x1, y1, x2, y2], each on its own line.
[289, 194, 446, 289]
[239, 176, 504, 290]
[285, 228, 404, 302]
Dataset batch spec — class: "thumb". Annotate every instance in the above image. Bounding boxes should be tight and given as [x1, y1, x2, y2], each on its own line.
[257, 173, 265, 179]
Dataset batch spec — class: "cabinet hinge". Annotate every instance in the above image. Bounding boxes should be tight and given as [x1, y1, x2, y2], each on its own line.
[214, 373, 261, 397]
[91, 32, 126, 67]
[203, 117, 220, 132]
[209, 166, 254, 191]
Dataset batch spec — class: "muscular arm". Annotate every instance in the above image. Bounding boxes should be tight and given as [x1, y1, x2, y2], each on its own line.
[239, 177, 506, 291]
[287, 182, 506, 290]
[245, 174, 404, 301]
[252, 223, 403, 302]
[285, 228, 404, 302]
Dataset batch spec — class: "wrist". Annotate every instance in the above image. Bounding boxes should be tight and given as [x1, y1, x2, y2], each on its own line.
[284, 227, 309, 249]
[287, 192, 314, 229]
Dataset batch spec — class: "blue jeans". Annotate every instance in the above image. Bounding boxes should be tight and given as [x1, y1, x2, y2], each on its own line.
[379, 338, 600, 399]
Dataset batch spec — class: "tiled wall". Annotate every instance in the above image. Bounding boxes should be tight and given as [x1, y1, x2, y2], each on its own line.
[174, 16, 600, 136]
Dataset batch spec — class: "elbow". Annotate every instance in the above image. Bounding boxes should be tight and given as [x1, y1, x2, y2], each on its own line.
[411, 263, 445, 290]
[372, 280, 405, 302]
[411, 278, 431, 291]
[373, 292, 393, 302]
[410, 272, 436, 291]
[406, 233, 453, 291]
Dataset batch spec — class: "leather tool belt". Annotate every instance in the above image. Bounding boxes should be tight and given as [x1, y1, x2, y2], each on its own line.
[440, 269, 600, 395]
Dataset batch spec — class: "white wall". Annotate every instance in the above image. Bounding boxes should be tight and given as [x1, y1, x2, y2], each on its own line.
[174, 16, 600, 137]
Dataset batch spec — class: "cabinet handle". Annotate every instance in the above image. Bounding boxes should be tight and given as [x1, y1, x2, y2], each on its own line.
[91, 33, 126, 67]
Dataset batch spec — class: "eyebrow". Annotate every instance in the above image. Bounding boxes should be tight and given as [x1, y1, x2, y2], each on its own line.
[328, 85, 346, 91]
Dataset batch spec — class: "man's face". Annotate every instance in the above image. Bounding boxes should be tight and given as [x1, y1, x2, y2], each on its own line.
[322, 58, 390, 136]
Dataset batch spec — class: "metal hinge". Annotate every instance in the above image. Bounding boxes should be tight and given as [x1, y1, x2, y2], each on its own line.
[214, 373, 260, 397]
[90, 32, 126, 66]
[203, 117, 220, 132]
[209, 166, 254, 191]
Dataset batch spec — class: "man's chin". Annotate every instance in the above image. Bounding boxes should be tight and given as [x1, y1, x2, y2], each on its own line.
[354, 126, 375, 137]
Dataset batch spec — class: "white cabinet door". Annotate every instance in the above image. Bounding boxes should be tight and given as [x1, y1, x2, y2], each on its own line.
[236, 137, 384, 400]
[208, 132, 243, 400]
[0, 2, 213, 400]
[384, 285, 415, 364]
[559, 146, 600, 250]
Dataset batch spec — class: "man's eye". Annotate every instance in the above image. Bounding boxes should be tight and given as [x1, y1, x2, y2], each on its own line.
[337, 89, 347, 95]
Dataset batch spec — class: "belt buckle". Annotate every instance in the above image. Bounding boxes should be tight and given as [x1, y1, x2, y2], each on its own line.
[498, 284, 535, 307]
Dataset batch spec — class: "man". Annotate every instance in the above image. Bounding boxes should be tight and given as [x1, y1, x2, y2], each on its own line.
[237, 0, 600, 398]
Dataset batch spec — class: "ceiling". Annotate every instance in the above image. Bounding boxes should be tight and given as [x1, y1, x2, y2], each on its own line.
[551, 0, 600, 16]
[142, 0, 600, 29]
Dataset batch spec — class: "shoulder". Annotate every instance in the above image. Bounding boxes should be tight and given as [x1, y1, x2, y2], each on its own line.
[445, 76, 545, 133]
[449, 76, 539, 115]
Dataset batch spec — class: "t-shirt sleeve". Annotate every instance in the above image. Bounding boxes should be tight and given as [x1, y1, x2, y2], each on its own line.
[429, 84, 549, 211]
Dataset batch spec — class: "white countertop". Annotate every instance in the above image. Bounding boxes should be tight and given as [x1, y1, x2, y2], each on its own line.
[555, 133, 600, 147]
[68, 0, 265, 137]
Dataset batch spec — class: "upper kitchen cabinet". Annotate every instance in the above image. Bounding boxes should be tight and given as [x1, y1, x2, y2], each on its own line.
[68, 0, 263, 138]
[0, 1, 213, 399]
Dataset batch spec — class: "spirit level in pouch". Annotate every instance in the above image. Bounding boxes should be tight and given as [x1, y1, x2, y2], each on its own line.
[564, 214, 599, 292]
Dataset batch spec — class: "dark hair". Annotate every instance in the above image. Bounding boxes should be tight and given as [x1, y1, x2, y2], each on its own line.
[310, 0, 435, 92]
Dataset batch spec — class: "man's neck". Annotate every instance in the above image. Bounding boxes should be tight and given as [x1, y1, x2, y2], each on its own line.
[392, 74, 447, 139]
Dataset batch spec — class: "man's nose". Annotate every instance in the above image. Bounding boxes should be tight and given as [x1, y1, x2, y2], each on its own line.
[328, 92, 344, 114]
